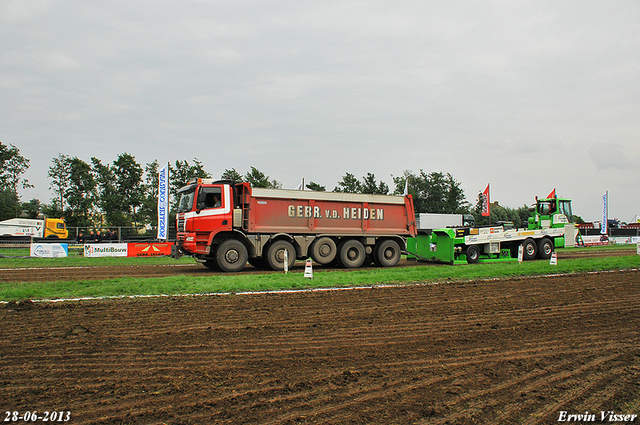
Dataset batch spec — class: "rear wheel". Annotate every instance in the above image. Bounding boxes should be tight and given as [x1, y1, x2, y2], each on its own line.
[466, 245, 481, 264]
[216, 239, 248, 272]
[375, 240, 401, 267]
[537, 237, 554, 260]
[522, 238, 537, 261]
[338, 239, 366, 269]
[310, 237, 337, 265]
[266, 240, 296, 271]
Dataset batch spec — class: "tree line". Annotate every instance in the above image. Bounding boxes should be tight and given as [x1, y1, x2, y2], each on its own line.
[1, 141, 534, 228]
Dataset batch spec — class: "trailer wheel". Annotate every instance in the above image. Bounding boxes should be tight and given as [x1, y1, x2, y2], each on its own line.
[375, 240, 401, 267]
[266, 240, 296, 271]
[310, 237, 337, 265]
[338, 239, 366, 268]
[466, 245, 481, 264]
[537, 237, 554, 260]
[522, 238, 537, 261]
[216, 239, 248, 272]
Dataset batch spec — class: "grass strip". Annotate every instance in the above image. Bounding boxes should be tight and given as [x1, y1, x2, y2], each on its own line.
[1, 255, 638, 302]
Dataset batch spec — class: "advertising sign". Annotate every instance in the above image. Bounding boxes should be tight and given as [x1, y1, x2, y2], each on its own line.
[127, 242, 173, 257]
[30, 243, 68, 258]
[84, 243, 128, 258]
[157, 163, 169, 240]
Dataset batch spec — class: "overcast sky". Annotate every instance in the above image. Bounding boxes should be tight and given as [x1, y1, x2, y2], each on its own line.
[2, 1, 639, 222]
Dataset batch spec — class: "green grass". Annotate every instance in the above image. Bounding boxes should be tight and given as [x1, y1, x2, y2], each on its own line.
[1, 252, 639, 302]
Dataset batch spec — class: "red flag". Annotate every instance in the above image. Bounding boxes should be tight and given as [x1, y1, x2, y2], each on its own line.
[481, 184, 490, 217]
[547, 188, 556, 198]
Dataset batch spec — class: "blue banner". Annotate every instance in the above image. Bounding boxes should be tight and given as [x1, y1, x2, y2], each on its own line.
[157, 163, 169, 240]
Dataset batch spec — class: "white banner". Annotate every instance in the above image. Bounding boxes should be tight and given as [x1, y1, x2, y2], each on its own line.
[157, 163, 170, 240]
[30, 243, 68, 258]
[601, 191, 608, 235]
[84, 243, 128, 257]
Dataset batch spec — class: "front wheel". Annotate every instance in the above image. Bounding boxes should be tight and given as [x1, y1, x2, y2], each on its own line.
[216, 239, 248, 272]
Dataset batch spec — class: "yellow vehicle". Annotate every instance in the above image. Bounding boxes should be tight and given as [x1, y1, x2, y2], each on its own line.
[0, 218, 68, 239]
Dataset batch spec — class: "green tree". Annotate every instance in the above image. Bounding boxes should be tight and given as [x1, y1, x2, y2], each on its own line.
[306, 181, 326, 192]
[333, 172, 362, 193]
[21, 199, 41, 219]
[361, 173, 389, 195]
[65, 157, 96, 227]
[48, 153, 71, 211]
[393, 170, 468, 214]
[0, 142, 33, 218]
[221, 168, 243, 182]
[139, 160, 160, 227]
[91, 154, 144, 227]
[244, 166, 281, 188]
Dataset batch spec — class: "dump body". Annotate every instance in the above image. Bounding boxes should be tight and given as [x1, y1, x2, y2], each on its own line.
[0, 218, 68, 239]
[246, 187, 415, 236]
[174, 180, 416, 272]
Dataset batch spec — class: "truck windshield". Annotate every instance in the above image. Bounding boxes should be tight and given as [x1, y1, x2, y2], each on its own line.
[177, 189, 196, 213]
[558, 201, 573, 222]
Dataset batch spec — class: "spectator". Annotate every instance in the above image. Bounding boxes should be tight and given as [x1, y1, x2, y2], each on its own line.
[93, 230, 103, 243]
[76, 232, 85, 244]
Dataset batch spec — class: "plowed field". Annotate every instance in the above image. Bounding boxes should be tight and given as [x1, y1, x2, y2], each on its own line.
[1, 267, 639, 424]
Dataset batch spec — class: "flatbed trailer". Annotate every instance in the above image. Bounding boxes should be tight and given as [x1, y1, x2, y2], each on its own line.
[409, 196, 577, 264]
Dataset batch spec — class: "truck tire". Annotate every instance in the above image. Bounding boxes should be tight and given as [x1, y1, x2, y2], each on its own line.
[248, 257, 267, 269]
[537, 237, 554, 260]
[522, 238, 537, 261]
[375, 240, 401, 267]
[466, 245, 481, 264]
[216, 239, 248, 272]
[266, 240, 296, 271]
[310, 237, 337, 265]
[203, 259, 219, 270]
[338, 239, 366, 268]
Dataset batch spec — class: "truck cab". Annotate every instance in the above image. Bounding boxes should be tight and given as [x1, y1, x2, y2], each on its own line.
[528, 197, 573, 230]
[175, 179, 235, 257]
[43, 218, 68, 238]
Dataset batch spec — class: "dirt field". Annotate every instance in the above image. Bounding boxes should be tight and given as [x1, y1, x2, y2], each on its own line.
[1, 261, 639, 424]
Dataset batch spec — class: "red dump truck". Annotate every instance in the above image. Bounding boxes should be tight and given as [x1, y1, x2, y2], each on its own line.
[172, 179, 416, 272]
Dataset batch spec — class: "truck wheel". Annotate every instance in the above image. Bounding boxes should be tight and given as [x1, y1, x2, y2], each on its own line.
[522, 238, 537, 261]
[537, 237, 554, 260]
[466, 245, 481, 264]
[310, 237, 337, 265]
[266, 240, 296, 271]
[203, 259, 219, 270]
[216, 240, 248, 272]
[375, 240, 401, 267]
[248, 257, 267, 269]
[338, 239, 366, 268]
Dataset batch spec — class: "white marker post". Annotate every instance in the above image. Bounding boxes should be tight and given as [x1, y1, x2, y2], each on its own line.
[304, 258, 313, 279]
